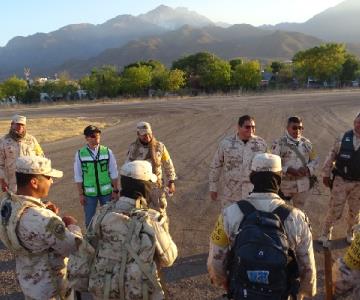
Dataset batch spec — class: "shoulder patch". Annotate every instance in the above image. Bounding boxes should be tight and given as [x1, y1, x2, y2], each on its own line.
[46, 217, 65, 240]
[211, 214, 229, 247]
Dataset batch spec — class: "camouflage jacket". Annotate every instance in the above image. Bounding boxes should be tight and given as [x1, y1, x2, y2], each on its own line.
[322, 130, 360, 178]
[87, 196, 177, 300]
[126, 139, 176, 187]
[0, 133, 43, 192]
[207, 192, 317, 298]
[271, 132, 319, 193]
[209, 134, 267, 202]
[0, 193, 82, 299]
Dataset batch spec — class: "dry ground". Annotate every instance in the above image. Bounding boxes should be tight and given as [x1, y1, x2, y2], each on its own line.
[1, 90, 360, 299]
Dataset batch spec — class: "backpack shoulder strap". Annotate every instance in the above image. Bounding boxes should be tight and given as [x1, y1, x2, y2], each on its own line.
[236, 200, 256, 216]
[272, 204, 292, 224]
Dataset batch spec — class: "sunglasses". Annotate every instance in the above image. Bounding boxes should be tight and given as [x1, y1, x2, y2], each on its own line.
[292, 125, 304, 130]
[244, 125, 256, 129]
[88, 133, 100, 138]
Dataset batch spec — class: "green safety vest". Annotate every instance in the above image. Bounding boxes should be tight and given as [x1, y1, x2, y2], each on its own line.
[79, 145, 112, 196]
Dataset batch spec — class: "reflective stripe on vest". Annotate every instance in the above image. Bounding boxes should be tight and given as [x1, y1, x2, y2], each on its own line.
[79, 145, 112, 196]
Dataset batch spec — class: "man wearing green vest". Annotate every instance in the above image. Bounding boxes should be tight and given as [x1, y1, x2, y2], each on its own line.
[74, 125, 119, 227]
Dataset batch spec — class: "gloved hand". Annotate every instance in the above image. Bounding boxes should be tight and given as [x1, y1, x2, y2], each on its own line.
[62, 216, 78, 227]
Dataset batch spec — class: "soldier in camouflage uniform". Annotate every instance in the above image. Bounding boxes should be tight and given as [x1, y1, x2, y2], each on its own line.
[319, 112, 360, 245]
[126, 122, 176, 218]
[271, 116, 319, 210]
[209, 115, 267, 207]
[0, 115, 44, 193]
[207, 153, 317, 299]
[0, 156, 82, 299]
[86, 160, 177, 300]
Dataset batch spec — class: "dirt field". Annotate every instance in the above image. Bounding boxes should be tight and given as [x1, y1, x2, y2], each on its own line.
[1, 90, 360, 299]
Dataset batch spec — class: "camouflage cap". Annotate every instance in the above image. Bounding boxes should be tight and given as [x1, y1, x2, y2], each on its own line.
[120, 160, 157, 182]
[11, 114, 26, 125]
[16, 156, 63, 178]
[251, 153, 282, 173]
[136, 121, 152, 135]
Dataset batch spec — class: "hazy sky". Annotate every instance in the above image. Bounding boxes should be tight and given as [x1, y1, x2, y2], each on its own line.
[0, 0, 344, 46]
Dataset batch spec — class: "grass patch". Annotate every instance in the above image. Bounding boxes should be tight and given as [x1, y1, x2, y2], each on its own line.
[0, 118, 107, 143]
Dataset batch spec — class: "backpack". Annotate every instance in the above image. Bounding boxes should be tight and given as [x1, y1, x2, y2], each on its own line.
[228, 200, 300, 300]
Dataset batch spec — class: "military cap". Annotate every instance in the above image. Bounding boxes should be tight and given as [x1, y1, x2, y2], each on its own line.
[83, 125, 101, 136]
[136, 121, 152, 135]
[16, 156, 63, 178]
[11, 114, 26, 125]
[251, 153, 282, 173]
[120, 160, 157, 182]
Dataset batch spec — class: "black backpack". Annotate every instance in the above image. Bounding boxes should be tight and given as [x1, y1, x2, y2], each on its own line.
[227, 200, 300, 300]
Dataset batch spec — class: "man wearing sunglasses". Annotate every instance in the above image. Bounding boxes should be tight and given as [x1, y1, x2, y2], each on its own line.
[74, 125, 119, 227]
[319, 112, 360, 246]
[271, 116, 319, 210]
[0, 114, 44, 193]
[209, 115, 267, 207]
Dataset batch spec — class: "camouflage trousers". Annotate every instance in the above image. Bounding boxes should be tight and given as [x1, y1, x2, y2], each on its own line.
[322, 176, 360, 236]
[289, 190, 311, 211]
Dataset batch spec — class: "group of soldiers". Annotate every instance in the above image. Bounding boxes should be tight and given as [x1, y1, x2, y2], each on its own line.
[207, 113, 360, 299]
[0, 111, 359, 299]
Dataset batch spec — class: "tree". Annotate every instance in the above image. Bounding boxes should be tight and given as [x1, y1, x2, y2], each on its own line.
[152, 69, 186, 92]
[80, 65, 121, 98]
[340, 54, 360, 85]
[1, 76, 28, 100]
[232, 60, 262, 90]
[270, 61, 283, 74]
[172, 52, 230, 91]
[121, 65, 152, 95]
[293, 43, 347, 82]
[229, 58, 243, 70]
[199, 59, 231, 91]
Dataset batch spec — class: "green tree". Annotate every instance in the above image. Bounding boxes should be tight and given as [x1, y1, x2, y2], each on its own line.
[172, 52, 230, 91]
[277, 64, 294, 84]
[293, 43, 347, 82]
[80, 65, 121, 98]
[232, 60, 262, 90]
[121, 65, 152, 95]
[152, 69, 186, 92]
[340, 54, 360, 85]
[1, 76, 28, 100]
[270, 61, 283, 74]
[229, 58, 243, 70]
[0, 85, 5, 100]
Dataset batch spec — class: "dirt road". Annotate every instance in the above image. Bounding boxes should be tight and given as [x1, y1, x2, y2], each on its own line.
[1, 90, 359, 299]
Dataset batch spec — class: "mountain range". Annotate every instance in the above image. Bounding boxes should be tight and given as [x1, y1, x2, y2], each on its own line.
[0, 0, 359, 79]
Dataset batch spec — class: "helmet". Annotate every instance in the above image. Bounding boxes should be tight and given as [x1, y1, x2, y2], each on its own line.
[120, 161, 157, 182]
[251, 153, 282, 173]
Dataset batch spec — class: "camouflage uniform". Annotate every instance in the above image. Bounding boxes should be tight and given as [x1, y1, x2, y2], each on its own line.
[88, 196, 178, 300]
[209, 134, 267, 207]
[0, 193, 82, 299]
[321, 131, 360, 238]
[271, 132, 319, 209]
[207, 192, 317, 298]
[126, 139, 176, 214]
[0, 133, 43, 192]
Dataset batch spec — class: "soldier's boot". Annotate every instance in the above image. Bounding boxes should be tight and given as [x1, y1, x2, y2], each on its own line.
[319, 227, 333, 247]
